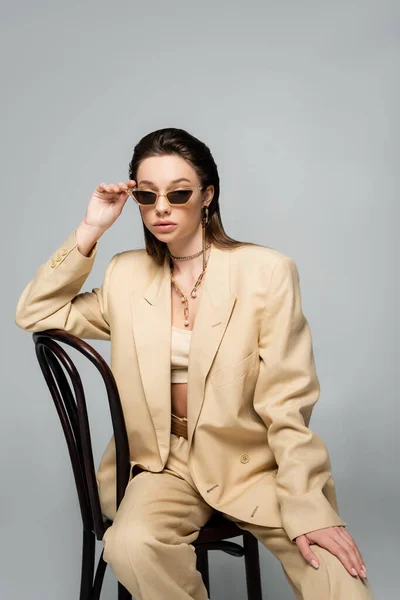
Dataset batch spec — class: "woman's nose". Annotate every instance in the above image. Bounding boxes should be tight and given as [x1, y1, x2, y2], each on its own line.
[155, 194, 170, 210]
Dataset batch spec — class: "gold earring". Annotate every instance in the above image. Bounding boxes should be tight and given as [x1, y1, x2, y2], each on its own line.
[201, 205, 209, 271]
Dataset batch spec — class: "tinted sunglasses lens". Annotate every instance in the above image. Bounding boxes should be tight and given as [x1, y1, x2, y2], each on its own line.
[132, 191, 157, 205]
[132, 189, 193, 205]
[167, 190, 193, 204]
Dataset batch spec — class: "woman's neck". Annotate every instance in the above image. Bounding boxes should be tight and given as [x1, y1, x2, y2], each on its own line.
[170, 246, 211, 280]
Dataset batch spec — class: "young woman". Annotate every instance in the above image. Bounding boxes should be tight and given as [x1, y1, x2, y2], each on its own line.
[15, 128, 374, 599]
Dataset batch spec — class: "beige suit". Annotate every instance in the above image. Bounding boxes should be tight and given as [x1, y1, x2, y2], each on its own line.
[15, 229, 347, 543]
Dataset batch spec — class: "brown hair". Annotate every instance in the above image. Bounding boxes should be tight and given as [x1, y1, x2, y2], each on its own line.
[128, 127, 256, 266]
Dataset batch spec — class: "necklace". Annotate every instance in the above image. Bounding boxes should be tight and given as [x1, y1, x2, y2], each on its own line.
[170, 244, 211, 261]
[169, 244, 212, 327]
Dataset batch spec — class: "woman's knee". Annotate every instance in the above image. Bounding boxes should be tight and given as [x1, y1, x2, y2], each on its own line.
[103, 520, 155, 568]
[308, 545, 374, 599]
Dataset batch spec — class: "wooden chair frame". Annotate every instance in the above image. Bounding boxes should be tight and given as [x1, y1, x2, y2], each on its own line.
[32, 329, 264, 599]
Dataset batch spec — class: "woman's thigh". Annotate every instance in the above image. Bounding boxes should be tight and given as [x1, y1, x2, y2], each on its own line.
[105, 468, 214, 544]
[103, 432, 215, 550]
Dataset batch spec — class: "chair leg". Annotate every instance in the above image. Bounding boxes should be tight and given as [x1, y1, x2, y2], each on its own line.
[92, 551, 107, 600]
[118, 581, 132, 599]
[243, 532, 263, 599]
[196, 548, 211, 598]
[80, 530, 95, 600]
[80, 530, 131, 600]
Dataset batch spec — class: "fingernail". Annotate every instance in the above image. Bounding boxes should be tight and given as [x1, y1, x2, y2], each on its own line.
[351, 568, 358, 576]
[361, 566, 367, 577]
[311, 559, 319, 569]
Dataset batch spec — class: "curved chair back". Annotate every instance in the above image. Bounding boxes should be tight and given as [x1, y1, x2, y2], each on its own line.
[32, 328, 130, 541]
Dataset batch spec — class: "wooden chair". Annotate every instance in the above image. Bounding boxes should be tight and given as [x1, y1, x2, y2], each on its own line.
[32, 329, 264, 599]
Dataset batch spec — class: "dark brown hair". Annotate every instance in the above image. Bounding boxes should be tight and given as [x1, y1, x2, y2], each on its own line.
[128, 127, 256, 266]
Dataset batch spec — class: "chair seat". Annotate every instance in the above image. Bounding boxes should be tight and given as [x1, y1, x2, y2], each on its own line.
[103, 511, 243, 545]
[195, 511, 243, 544]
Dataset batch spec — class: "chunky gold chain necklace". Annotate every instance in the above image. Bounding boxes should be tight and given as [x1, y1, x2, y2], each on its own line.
[169, 243, 212, 327]
[169, 244, 211, 261]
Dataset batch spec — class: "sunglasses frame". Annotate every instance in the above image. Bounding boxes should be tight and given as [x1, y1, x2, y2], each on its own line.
[127, 185, 203, 207]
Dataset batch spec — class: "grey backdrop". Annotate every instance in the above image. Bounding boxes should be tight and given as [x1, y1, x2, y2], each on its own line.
[3, 1, 398, 598]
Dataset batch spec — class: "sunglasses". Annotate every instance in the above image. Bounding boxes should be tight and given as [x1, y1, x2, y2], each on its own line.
[127, 185, 203, 206]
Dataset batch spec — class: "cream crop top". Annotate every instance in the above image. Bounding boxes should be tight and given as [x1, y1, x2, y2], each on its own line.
[171, 325, 192, 383]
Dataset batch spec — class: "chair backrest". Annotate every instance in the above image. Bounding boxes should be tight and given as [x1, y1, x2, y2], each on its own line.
[32, 328, 130, 541]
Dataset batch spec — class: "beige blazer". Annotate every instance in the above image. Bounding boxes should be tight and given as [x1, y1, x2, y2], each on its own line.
[15, 229, 347, 542]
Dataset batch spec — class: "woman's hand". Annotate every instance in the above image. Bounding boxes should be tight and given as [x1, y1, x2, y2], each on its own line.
[84, 180, 136, 232]
[294, 526, 368, 579]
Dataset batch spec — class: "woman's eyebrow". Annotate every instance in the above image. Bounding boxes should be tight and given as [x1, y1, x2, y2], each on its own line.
[138, 177, 192, 186]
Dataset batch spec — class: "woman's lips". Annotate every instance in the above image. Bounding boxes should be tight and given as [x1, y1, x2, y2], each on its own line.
[154, 223, 177, 232]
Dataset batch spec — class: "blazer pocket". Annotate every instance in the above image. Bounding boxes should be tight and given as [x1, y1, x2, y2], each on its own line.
[210, 350, 258, 389]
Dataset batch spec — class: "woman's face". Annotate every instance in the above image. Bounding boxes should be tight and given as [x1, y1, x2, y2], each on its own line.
[135, 154, 213, 244]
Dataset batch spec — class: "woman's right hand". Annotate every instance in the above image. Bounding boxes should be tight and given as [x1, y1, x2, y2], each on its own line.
[84, 180, 136, 232]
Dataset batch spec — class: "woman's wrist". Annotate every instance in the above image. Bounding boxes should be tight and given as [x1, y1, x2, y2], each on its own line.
[75, 220, 104, 257]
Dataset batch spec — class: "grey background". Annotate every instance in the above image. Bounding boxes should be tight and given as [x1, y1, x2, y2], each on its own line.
[2, 1, 398, 598]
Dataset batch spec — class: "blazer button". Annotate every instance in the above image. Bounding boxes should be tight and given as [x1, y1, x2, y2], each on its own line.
[50, 260, 56, 268]
[61, 248, 68, 255]
[240, 453, 250, 464]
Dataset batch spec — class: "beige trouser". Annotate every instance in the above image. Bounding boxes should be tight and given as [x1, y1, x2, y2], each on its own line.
[102, 432, 374, 599]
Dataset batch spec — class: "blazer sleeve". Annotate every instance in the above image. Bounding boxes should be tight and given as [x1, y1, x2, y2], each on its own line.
[253, 255, 347, 542]
[15, 229, 118, 340]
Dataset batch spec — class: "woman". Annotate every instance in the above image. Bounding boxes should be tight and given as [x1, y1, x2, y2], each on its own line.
[15, 127, 374, 599]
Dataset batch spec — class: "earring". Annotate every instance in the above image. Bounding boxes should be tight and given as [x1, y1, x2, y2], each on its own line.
[201, 205, 209, 226]
[201, 205, 209, 271]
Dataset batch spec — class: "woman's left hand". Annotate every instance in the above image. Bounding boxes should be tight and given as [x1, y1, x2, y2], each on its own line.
[294, 526, 368, 579]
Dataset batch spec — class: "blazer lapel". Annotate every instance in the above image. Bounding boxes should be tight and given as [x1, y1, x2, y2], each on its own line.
[186, 246, 236, 450]
[130, 244, 237, 459]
